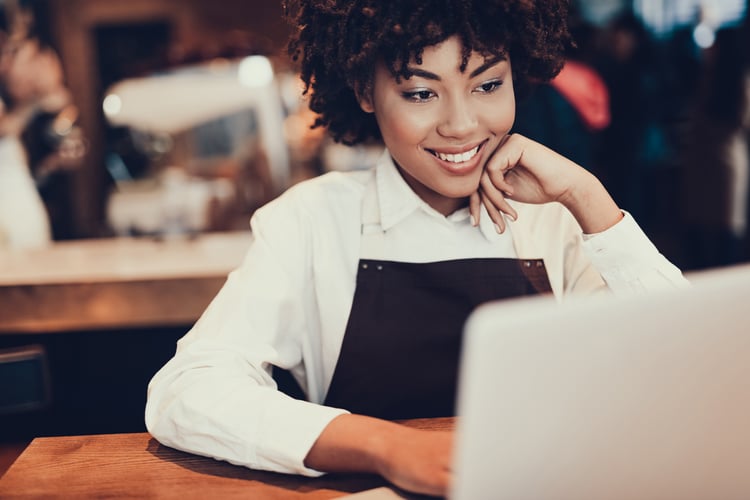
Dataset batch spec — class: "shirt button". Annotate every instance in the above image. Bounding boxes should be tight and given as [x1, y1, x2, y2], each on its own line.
[376, 265, 383, 271]
[362, 263, 368, 269]
[524, 261, 532, 267]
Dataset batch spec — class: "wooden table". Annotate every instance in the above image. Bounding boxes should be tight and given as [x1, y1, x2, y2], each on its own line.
[0, 231, 251, 334]
[0, 418, 453, 499]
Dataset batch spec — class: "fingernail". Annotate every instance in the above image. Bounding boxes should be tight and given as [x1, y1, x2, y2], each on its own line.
[470, 215, 477, 226]
[495, 224, 503, 234]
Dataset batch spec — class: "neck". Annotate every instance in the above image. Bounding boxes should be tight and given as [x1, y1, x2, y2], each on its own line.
[396, 166, 467, 216]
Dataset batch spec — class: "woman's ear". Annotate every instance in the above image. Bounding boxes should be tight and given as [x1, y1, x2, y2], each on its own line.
[355, 84, 374, 113]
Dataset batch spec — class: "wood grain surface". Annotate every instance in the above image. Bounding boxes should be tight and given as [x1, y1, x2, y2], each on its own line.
[0, 418, 454, 499]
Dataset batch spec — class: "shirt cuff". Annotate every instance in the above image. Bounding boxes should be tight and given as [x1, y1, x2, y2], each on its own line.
[580, 210, 660, 282]
[580, 211, 688, 293]
[581, 211, 658, 260]
[256, 396, 349, 476]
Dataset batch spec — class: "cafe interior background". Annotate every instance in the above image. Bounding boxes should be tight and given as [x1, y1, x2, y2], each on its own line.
[1, 0, 748, 473]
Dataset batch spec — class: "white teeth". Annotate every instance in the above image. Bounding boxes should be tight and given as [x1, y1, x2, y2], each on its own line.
[436, 146, 479, 163]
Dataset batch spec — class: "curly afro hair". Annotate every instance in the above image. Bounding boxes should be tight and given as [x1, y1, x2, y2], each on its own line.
[285, 0, 572, 145]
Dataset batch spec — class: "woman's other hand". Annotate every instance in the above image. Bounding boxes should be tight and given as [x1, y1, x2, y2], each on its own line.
[305, 414, 453, 497]
[470, 133, 623, 234]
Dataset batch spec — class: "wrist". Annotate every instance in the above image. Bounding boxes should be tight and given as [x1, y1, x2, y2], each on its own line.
[368, 420, 413, 478]
[304, 414, 402, 475]
[560, 171, 622, 234]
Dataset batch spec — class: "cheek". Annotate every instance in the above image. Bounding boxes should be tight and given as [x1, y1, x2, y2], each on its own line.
[377, 102, 431, 146]
[487, 95, 516, 136]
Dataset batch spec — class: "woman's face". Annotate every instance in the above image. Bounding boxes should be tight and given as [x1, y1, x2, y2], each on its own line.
[359, 36, 515, 215]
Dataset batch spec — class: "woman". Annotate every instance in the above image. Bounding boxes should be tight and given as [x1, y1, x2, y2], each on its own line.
[146, 1, 688, 496]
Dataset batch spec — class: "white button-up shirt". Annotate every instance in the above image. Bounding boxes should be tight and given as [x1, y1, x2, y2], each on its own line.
[146, 151, 688, 476]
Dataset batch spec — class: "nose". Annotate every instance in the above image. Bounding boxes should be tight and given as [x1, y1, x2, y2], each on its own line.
[436, 95, 478, 139]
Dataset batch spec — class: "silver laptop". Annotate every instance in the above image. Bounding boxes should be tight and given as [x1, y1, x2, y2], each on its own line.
[451, 264, 750, 500]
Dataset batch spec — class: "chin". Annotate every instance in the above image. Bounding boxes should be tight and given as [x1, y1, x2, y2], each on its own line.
[442, 181, 481, 199]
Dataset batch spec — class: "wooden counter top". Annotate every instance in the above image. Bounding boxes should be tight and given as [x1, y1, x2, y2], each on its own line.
[0, 231, 251, 334]
[0, 418, 454, 499]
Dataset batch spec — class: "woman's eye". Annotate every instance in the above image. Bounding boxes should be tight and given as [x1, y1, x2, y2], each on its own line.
[402, 89, 435, 102]
[475, 80, 503, 94]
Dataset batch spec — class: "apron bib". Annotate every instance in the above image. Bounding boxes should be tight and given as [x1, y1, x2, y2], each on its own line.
[324, 186, 552, 419]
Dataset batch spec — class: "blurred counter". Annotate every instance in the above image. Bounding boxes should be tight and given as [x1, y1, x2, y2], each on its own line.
[0, 231, 251, 334]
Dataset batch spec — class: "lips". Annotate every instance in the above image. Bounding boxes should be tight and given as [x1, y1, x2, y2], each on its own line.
[425, 139, 488, 171]
[427, 140, 486, 161]
[432, 145, 479, 163]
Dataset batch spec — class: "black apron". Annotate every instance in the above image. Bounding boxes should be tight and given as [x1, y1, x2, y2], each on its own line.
[323, 186, 553, 420]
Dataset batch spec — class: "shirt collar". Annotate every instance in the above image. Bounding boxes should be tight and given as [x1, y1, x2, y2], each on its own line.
[373, 150, 501, 242]
[375, 151, 422, 230]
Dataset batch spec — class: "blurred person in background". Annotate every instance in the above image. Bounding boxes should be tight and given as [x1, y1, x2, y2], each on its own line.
[0, 2, 83, 249]
[680, 23, 750, 269]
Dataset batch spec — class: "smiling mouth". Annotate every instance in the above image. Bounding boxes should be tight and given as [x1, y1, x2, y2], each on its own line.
[426, 140, 486, 164]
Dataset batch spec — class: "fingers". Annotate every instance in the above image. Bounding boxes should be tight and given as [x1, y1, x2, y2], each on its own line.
[480, 189, 506, 233]
[485, 133, 519, 183]
[469, 134, 523, 233]
[479, 172, 518, 233]
[487, 168, 515, 197]
[469, 191, 481, 227]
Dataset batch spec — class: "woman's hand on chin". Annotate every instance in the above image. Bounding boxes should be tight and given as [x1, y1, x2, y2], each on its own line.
[470, 133, 623, 234]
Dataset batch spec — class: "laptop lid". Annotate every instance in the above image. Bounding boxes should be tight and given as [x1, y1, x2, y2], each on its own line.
[451, 264, 750, 500]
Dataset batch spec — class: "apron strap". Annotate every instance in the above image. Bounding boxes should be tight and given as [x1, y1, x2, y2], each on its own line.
[360, 176, 386, 261]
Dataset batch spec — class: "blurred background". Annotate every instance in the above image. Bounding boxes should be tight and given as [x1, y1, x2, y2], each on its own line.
[1, 0, 748, 268]
[0, 0, 748, 471]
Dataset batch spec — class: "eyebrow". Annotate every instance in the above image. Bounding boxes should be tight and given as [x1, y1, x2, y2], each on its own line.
[406, 55, 506, 81]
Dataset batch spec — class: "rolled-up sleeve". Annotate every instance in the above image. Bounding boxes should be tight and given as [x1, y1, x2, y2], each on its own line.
[145, 195, 347, 476]
[581, 212, 689, 294]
